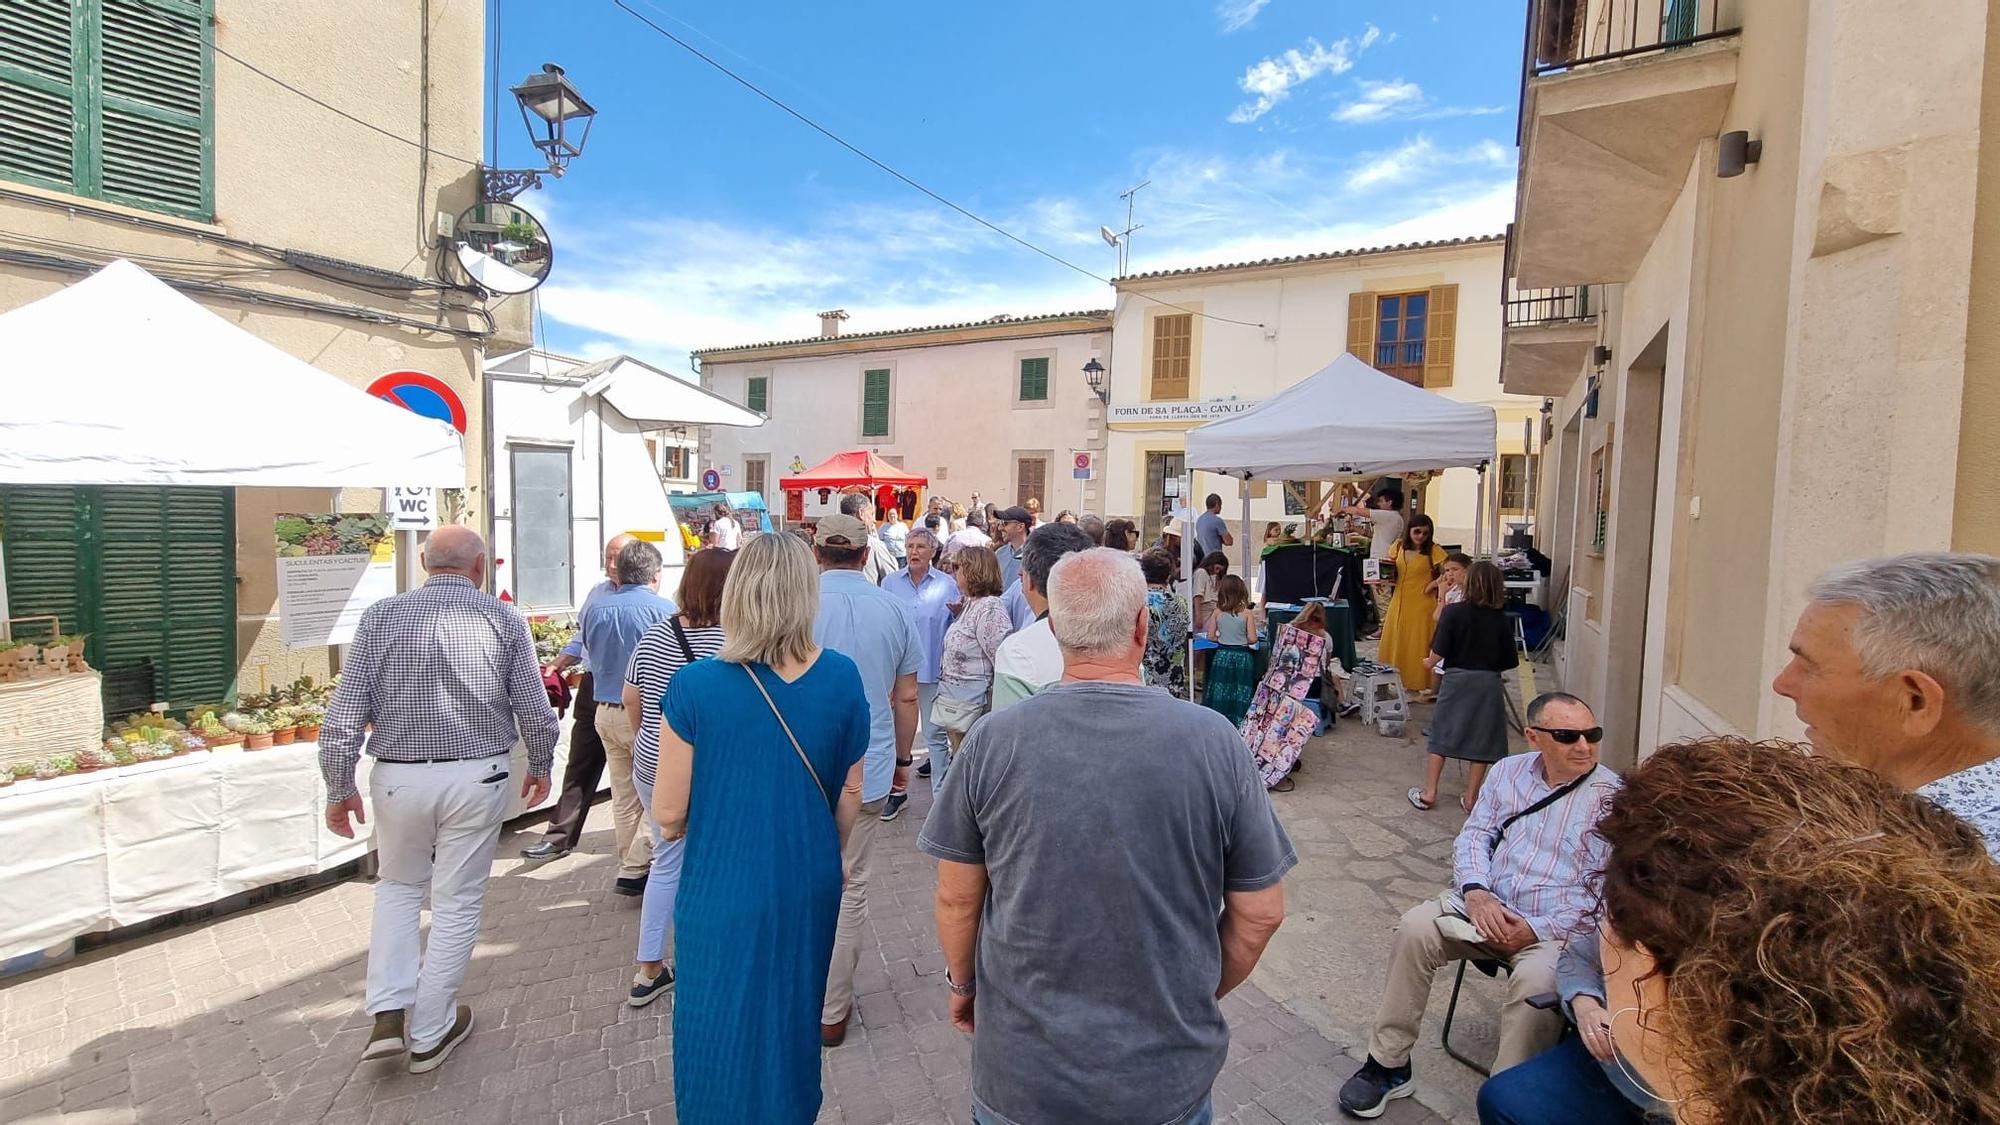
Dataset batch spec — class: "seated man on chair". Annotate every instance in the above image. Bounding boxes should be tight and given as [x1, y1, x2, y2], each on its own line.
[1339, 693, 1621, 1119]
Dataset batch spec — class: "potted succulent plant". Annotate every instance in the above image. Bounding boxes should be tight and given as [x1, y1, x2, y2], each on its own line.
[50, 753, 78, 776]
[294, 703, 324, 742]
[32, 758, 60, 781]
[80, 746, 118, 771]
[269, 708, 298, 746]
[9, 762, 33, 782]
[240, 719, 274, 750]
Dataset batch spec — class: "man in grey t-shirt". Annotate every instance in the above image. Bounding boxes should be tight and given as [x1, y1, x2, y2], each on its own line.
[919, 547, 1295, 1125]
[1195, 492, 1235, 559]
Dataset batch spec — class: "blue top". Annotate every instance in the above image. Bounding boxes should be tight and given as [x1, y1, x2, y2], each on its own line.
[1214, 610, 1254, 646]
[559, 577, 615, 662]
[995, 541, 1024, 590]
[814, 569, 923, 801]
[1002, 579, 1034, 632]
[1195, 511, 1230, 558]
[882, 565, 958, 683]
[578, 584, 678, 702]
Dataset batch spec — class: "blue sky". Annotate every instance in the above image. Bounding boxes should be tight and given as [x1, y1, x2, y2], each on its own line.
[491, 0, 1524, 370]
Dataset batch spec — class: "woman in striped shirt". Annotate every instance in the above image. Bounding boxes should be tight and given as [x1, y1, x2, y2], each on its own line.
[621, 546, 735, 1007]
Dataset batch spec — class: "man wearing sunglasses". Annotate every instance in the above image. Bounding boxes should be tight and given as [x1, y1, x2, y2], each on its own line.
[1340, 692, 1622, 1119]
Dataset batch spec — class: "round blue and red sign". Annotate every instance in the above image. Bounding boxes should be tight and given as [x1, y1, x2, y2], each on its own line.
[701, 468, 722, 491]
[367, 370, 467, 435]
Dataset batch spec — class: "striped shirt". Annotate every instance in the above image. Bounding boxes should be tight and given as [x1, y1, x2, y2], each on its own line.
[1450, 753, 1622, 941]
[626, 618, 726, 788]
[318, 575, 560, 802]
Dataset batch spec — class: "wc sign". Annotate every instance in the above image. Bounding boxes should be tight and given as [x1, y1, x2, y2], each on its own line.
[387, 486, 439, 531]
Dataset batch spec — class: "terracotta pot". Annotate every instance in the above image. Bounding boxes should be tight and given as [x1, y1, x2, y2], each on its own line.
[244, 732, 274, 750]
[272, 727, 297, 746]
[209, 733, 244, 749]
[298, 725, 321, 742]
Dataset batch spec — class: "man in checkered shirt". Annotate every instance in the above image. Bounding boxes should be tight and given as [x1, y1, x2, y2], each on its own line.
[319, 525, 560, 1074]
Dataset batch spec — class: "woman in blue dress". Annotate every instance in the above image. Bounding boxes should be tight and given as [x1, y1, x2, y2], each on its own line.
[651, 532, 870, 1123]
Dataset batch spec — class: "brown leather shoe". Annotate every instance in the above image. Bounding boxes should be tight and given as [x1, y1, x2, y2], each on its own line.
[407, 1004, 474, 1074]
[820, 1011, 849, 1048]
[361, 1009, 405, 1060]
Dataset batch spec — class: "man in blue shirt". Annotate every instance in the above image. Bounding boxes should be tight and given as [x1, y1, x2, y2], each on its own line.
[1195, 493, 1235, 559]
[578, 538, 678, 897]
[992, 506, 1032, 589]
[881, 527, 958, 812]
[522, 533, 631, 864]
[812, 513, 922, 1048]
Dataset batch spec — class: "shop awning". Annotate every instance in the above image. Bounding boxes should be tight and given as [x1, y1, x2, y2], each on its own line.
[1184, 352, 1497, 480]
[780, 450, 927, 491]
[0, 260, 464, 488]
[668, 490, 767, 512]
[574, 355, 766, 429]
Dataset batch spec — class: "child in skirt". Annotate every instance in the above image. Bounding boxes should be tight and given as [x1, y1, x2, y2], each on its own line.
[1202, 575, 1260, 727]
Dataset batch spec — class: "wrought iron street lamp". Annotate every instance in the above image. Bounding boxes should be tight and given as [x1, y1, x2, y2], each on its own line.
[1082, 358, 1108, 404]
[481, 64, 598, 202]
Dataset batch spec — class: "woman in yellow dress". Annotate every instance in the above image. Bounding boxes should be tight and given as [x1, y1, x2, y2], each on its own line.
[1377, 513, 1446, 698]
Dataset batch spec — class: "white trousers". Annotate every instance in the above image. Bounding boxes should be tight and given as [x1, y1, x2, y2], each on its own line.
[365, 757, 510, 1051]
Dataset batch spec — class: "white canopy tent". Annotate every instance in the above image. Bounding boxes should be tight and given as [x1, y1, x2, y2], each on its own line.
[572, 354, 766, 429]
[0, 260, 464, 488]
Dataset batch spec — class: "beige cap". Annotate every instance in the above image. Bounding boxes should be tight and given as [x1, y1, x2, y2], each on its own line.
[814, 513, 872, 547]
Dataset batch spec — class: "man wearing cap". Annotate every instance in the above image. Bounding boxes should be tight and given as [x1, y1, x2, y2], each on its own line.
[993, 506, 1033, 590]
[811, 513, 923, 1048]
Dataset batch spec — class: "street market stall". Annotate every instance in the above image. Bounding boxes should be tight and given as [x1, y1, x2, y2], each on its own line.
[668, 490, 769, 543]
[779, 450, 927, 528]
[0, 260, 530, 965]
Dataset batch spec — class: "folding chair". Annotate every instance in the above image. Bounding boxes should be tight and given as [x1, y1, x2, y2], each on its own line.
[1440, 959, 1561, 1077]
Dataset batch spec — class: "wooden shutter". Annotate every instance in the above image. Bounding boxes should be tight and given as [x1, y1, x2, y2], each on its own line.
[1016, 459, 1048, 508]
[861, 369, 890, 437]
[0, 0, 77, 192]
[1, 484, 236, 715]
[1150, 314, 1191, 399]
[1346, 291, 1376, 362]
[1018, 357, 1049, 401]
[746, 376, 768, 414]
[98, 0, 210, 217]
[1423, 283, 1458, 387]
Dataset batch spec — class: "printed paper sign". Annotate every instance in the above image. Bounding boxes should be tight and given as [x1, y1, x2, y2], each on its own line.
[274, 514, 396, 648]
[388, 486, 437, 531]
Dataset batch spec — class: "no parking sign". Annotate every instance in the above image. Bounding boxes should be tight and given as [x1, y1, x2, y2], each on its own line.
[367, 371, 467, 435]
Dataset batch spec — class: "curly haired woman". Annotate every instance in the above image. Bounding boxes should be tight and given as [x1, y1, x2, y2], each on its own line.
[1590, 738, 2000, 1124]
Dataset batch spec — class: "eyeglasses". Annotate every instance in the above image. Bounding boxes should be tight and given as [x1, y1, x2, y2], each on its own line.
[1530, 726, 1604, 744]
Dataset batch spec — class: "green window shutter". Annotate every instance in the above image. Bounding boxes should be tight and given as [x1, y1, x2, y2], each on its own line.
[1018, 357, 1049, 401]
[0, 0, 80, 193]
[0, 0, 212, 220]
[747, 376, 768, 414]
[862, 368, 890, 437]
[1, 484, 236, 716]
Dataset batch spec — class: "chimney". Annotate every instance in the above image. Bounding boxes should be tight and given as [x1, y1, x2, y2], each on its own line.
[818, 309, 849, 338]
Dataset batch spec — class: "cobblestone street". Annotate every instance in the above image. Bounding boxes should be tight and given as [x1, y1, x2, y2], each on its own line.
[0, 708, 1513, 1125]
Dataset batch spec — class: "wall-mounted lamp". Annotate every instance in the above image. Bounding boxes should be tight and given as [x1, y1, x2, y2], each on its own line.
[1082, 358, 1109, 404]
[1591, 344, 1612, 370]
[1717, 130, 1762, 178]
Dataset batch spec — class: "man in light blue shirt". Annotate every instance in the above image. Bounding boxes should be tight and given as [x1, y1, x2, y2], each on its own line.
[992, 505, 1032, 589]
[811, 513, 921, 1047]
[577, 539, 678, 895]
[523, 532, 631, 864]
[882, 527, 957, 810]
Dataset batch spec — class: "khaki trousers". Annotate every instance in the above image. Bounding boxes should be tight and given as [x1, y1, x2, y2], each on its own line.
[822, 796, 886, 1024]
[594, 705, 657, 879]
[1367, 898, 1562, 1074]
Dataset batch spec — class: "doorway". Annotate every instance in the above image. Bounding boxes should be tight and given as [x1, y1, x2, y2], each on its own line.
[1602, 328, 1669, 768]
[1143, 451, 1185, 542]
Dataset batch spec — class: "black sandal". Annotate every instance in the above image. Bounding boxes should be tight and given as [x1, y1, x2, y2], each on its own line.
[1272, 777, 1297, 793]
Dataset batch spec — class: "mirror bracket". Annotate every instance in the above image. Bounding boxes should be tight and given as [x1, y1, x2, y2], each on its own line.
[480, 165, 548, 204]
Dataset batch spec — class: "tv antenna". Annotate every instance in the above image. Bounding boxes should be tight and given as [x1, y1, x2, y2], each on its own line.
[1100, 179, 1150, 277]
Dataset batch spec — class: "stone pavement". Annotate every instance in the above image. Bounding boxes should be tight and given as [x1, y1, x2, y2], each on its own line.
[0, 705, 1515, 1125]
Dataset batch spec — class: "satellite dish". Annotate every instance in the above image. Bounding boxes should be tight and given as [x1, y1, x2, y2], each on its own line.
[1099, 225, 1120, 248]
[450, 201, 554, 295]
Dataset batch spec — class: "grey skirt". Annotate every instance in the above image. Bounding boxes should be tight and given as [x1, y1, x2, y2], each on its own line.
[1427, 669, 1509, 764]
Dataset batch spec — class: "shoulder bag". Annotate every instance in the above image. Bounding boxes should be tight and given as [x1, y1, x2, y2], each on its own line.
[742, 664, 837, 814]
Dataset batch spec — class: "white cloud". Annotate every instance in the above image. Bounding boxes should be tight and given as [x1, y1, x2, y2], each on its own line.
[1228, 27, 1381, 124]
[1343, 135, 1512, 191]
[1332, 78, 1510, 124]
[1216, 0, 1270, 33]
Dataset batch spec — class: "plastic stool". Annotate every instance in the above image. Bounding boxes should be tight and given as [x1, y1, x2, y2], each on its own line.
[1359, 669, 1409, 726]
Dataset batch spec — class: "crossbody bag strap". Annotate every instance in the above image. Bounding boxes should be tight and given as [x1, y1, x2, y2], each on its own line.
[667, 615, 698, 665]
[1489, 768, 1595, 856]
[742, 663, 836, 814]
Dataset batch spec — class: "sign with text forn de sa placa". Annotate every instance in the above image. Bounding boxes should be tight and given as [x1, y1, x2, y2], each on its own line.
[274, 514, 397, 648]
[387, 486, 438, 531]
[1106, 399, 1264, 424]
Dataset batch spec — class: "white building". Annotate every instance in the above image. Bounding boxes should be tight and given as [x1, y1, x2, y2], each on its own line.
[696, 310, 1111, 522]
[485, 349, 762, 614]
[1105, 236, 1536, 548]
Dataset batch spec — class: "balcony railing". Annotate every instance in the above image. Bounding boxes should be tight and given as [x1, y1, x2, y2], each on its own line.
[1525, 0, 1740, 77]
[1506, 285, 1595, 328]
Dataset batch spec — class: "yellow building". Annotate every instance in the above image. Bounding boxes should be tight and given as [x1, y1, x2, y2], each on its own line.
[0, 0, 528, 708]
[1507, 0, 2000, 765]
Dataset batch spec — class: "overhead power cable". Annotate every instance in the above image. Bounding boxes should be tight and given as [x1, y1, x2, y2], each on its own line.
[613, 0, 1268, 330]
[212, 43, 482, 167]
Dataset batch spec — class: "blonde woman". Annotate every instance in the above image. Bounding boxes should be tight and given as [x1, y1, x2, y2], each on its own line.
[650, 533, 869, 1124]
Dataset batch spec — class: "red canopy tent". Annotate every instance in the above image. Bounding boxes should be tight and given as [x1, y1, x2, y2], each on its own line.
[779, 450, 927, 491]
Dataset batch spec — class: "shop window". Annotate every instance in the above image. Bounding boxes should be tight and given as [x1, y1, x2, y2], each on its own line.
[861, 368, 891, 438]
[510, 446, 572, 610]
[0, 484, 235, 715]
[746, 375, 768, 414]
[1149, 314, 1192, 399]
[1017, 357, 1049, 402]
[0, 0, 215, 220]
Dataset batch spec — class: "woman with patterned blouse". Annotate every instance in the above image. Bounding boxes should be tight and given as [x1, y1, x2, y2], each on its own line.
[934, 546, 1013, 786]
[1141, 549, 1191, 700]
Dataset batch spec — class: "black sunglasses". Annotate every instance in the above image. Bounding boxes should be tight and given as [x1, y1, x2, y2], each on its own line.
[1531, 726, 1604, 745]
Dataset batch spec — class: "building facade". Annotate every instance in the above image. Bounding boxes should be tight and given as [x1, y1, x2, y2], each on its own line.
[1104, 236, 1536, 547]
[1506, 0, 2000, 767]
[696, 311, 1111, 522]
[0, 0, 520, 706]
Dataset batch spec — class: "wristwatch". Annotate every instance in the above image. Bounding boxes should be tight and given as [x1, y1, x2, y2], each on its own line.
[944, 971, 976, 997]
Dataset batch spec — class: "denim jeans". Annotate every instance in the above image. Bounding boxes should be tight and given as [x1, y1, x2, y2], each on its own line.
[629, 774, 687, 965]
[1476, 1034, 1656, 1124]
[919, 680, 950, 796]
[972, 1096, 1212, 1125]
